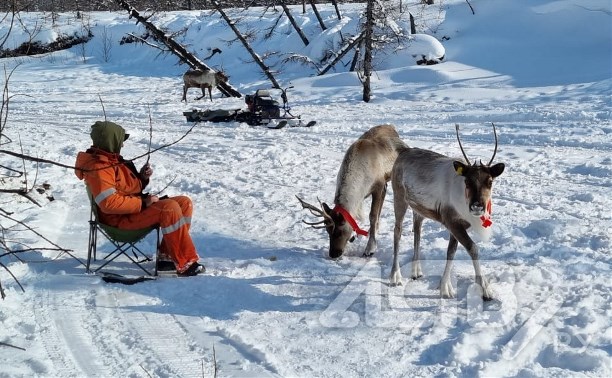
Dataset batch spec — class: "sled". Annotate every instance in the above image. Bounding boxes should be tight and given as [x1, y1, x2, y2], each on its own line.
[183, 108, 243, 123]
[183, 86, 316, 128]
[97, 270, 179, 285]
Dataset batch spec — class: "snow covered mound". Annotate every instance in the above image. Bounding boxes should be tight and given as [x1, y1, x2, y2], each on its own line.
[408, 33, 445, 65]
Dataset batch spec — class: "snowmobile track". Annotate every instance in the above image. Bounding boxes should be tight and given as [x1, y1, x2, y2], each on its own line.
[33, 289, 110, 376]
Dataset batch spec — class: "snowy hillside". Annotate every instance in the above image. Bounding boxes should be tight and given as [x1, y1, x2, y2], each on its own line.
[0, 1, 610, 377]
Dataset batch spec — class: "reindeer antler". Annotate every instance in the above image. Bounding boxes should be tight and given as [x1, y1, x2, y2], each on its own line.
[296, 195, 332, 229]
[455, 124, 471, 165]
[487, 122, 499, 166]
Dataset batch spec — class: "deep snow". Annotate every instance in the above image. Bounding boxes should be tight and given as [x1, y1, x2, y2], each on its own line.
[0, 1, 610, 377]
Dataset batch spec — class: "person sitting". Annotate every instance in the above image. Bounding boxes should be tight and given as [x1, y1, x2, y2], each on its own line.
[74, 120, 204, 276]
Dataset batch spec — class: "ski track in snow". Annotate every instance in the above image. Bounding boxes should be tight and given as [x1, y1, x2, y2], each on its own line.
[33, 291, 84, 376]
[29, 279, 282, 377]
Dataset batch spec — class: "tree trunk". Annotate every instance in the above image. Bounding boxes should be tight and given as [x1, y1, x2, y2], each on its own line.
[409, 12, 416, 34]
[318, 31, 365, 75]
[280, 1, 309, 46]
[349, 39, 362, 72]
[309, 0, 326, 31]
[330, 0, 342, 20]
[113, 0, 240, 97]
[212, 0, 281, 89]
[362, 0, 374, 102]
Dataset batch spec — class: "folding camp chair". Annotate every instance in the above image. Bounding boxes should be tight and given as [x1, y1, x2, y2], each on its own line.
[85, 187, 160, 276]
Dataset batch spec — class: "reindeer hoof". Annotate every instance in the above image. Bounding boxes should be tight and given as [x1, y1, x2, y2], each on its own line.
[480, 280, 494, 301]
[411, 274, 423, 280]
[389, 270, 403, 286]
[482, 289, 495, 302]
[440, 283, 456, 299]
[362, 252, 374, 258]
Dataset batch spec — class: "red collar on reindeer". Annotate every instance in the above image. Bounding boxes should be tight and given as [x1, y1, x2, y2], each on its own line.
[480, 200, 493, 228]
[333, 205, 369, 236]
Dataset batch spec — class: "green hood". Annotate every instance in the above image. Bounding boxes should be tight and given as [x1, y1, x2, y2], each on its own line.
[90, 121, 128, 153]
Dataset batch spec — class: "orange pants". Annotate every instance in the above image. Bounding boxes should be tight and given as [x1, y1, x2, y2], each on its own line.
[114, 195, 199, 273]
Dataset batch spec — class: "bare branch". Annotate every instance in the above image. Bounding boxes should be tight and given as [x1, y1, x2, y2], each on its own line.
[0, 119, 197, 172]
[0, 211, 84, 267]
[98, 94, 107, 121]
[129, 121, 197, 162]
[0, 341, 26, 351]
[151, 175, 177, 197]
[465, 0, 476, 15]
[146, 104, 153, 165]
[0, 149, 76, 170]
[139, 363, 153, 378]
[125, 32, 166, 51]
[0, 261, 25, 297]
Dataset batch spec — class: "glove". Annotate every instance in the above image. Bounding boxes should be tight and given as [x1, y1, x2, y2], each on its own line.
[140, 163, 153, 180]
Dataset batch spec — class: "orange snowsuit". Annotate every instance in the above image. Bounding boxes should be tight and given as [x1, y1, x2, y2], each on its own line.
[75, 121, 200, 273]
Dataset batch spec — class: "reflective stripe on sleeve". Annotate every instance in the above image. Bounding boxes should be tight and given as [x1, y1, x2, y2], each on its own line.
[95, 187, 117, 205]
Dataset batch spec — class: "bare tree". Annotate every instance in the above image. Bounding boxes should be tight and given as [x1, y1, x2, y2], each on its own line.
[309, 0, 326, 31]
[330, 0, 342, 20]
[15, 11, 45, 56]
[100, 25, 113, 62]
[0, 65, 83, 298]
[212, 0, 281, 89]
[113, 0, 241, 98]
[279, 1, 309, 46]
[362, 0, 374, 102]
[77, 12, 91, 63]
[0, 1, 19, 51]
[318, 31, 364, 75]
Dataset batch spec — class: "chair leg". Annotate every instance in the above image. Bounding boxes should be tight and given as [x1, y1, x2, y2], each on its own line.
[89, 224, 159, 277]
[96, 240, 155, 276]
[96, 242, 132, 272]
[154, 228, 161, 276]
[87, 220, 97, 273]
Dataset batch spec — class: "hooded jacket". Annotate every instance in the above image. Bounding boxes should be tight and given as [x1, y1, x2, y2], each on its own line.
[75, 121, 148, 225]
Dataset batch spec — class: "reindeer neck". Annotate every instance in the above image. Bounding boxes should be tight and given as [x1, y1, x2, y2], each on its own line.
[333, 153, 374, 216]
[334, 183, 365, 216]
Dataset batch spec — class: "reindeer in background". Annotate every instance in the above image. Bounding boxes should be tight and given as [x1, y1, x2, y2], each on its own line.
[181, 69, 228, 102]
[297, 124, 407, 259]
[390, 124, 505, 300]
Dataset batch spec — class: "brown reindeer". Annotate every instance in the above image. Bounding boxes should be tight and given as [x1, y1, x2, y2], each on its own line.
[297, 124, 407, 259]
[181, 69, 228, 102]
[390, 124, 505, 300]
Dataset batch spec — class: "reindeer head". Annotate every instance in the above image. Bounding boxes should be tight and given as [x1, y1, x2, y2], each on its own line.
[215, 70, 229, 83]
[296, 196, 356, 259]
[453, 124, 505, 218]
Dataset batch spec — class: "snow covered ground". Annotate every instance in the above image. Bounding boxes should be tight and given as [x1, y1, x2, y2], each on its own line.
[0, 1, 610, 377]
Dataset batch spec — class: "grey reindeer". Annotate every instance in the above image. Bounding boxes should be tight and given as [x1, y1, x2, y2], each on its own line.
[181, 69, 228, 102]
[390, 124, 505, 300]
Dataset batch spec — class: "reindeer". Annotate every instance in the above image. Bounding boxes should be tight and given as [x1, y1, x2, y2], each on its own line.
[297, 124, 407, 259]
[390, 124, 505, 301]
[181, 69, 228, 102]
